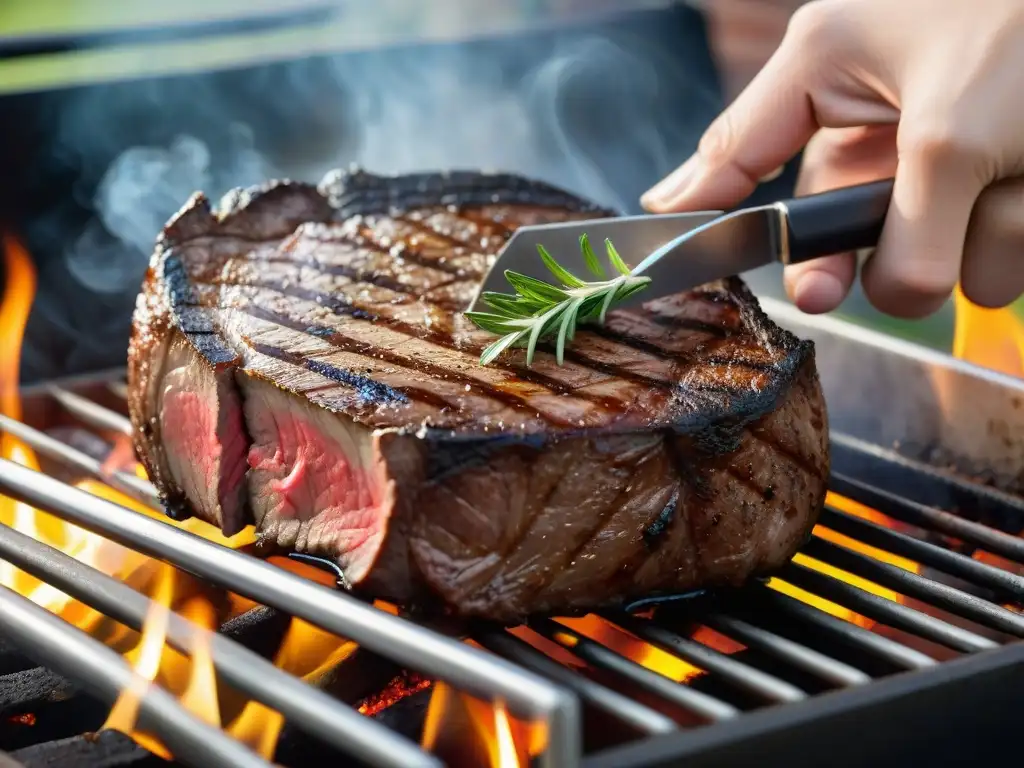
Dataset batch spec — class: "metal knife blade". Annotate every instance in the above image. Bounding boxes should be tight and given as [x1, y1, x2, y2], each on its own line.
[468, 205, 785, 312]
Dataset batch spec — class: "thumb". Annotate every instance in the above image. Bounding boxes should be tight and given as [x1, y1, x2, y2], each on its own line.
[642, 13, 823, 213]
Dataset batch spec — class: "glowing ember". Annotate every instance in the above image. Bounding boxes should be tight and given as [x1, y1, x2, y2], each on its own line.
[357, 672, 432, 717]
[4, 223, 1024, 767]
[0, 234, 377, 763]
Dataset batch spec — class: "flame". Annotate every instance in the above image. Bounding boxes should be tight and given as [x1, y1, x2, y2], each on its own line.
[0, 234, 370, 763]
[769, 492, 922, 628]
[950, 287, 1024, 570]
[6, 222, 1022, 764]
[952, 286, 1024, 377]
[422, 683, 535, 768]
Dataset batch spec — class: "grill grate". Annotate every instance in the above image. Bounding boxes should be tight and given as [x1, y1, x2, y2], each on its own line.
[0, 370, 1021, 767]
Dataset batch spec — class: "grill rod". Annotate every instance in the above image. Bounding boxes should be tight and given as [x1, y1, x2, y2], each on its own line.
[0, 522, 439, 768]
[47, 386, 132, 435]
[473, 629, 679, 737]
[0, 413, 158, 507]
[0, 458, 581, 768]
[830, 473, 1024, 564]
[608, 612, 807, 704]
[819, 507, 1024, 603]
[803, 536, 1024, 637]
[745, 587, 937, 671]
[0, 584, 270, 768]
[530, 617, 738, 722]
[780, 563, 997, 653]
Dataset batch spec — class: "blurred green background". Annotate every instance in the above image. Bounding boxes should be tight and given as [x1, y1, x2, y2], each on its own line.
[2, 0, 1020, 356]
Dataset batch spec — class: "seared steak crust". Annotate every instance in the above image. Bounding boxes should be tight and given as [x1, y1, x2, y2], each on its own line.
[128, 169, 829, 621]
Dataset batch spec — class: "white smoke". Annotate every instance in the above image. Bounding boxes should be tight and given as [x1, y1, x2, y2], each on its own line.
[23, 6, 723, 379]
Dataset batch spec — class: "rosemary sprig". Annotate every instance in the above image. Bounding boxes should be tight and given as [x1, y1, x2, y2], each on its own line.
[465, 234, 651, 366]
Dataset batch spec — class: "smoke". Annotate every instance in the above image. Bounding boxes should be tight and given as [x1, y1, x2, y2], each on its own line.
[19, 6, 723, 381]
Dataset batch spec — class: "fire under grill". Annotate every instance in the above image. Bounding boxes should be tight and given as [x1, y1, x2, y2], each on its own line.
[0, 297, 1022, 768]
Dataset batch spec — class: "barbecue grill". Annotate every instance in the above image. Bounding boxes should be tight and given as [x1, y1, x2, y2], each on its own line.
[1, 4, 1022, 766]
[0, 295, 1021, 767]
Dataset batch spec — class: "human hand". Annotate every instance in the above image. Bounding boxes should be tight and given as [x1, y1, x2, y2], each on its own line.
[641, 0, 1024, 318]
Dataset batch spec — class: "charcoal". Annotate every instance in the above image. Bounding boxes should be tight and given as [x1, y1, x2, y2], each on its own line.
[11, 731, 169, 768]
[0, 668, 76, 712]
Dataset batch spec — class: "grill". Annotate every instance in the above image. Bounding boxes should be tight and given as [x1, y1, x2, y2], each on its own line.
[0, 295, 1020, 767]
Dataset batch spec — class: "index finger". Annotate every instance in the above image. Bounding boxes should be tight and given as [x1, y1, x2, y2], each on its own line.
[642, 8, 823, 212]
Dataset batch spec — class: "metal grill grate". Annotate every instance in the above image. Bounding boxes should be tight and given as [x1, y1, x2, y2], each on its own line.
[0, 370, 1021, 767]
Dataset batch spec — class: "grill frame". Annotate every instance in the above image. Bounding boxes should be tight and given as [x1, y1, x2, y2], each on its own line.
[0, 293, 1022, 767]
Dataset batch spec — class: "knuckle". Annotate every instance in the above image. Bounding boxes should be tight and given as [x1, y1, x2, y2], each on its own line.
[887, 265, 957, 302]
[972, 179, 1024, 237]
[786, 0, 844, 48]
[898, 124, 987, 170]
[960, 280, 1017, 310]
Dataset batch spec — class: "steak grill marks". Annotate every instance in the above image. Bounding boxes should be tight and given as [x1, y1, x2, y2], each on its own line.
[128, 169, 828, 621]
[174, 204, 781, 432]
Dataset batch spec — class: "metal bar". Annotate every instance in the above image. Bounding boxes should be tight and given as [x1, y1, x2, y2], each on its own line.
[803, 536, 1024, 638]
[748, 587, 937, 670]
[530, 618, 739, 722]
[47, 386, 133, 435]
[830, 472, 1024, 564]
[474, 629, 678, 737]
[830, 431, 1024, 530]
[107, 381, 129, 401]
[607, 613, 806, 704]
[0, 522, 439, 768]
[0, 4, 338, 60]
[0, 414, 159, 508]
[583, 641, 1024, 768]
[819, 506, 1024, 603]
[0, 459, 580, 768]
[0, 584, 269, 768]
[703, 615, 872, 688]
[780, 563, 997, 653]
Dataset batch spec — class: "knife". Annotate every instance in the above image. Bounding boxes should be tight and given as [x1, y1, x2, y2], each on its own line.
[468, 177, 895, 312]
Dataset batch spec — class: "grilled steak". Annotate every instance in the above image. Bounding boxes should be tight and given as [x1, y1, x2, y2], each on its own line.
[127, 169, 829, 622]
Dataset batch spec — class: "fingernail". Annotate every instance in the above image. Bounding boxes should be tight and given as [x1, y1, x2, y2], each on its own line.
[642, 154, 702, 210]
[792, 270, 846, 314]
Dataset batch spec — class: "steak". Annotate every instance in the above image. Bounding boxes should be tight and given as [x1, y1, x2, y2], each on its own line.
[127, 169, 829, 622]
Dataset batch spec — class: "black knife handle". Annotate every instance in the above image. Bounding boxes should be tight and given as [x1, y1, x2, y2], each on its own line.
[780, 177, 895, 264]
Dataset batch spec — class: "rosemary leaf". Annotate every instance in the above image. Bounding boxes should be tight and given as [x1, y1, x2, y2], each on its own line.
[537, 244, 587, 288]
[605, 238, 632, 276]
[505, 271, 569, 303]
[526, 303, 568, 366]
[464, 311, 529, 336]
[467, 235, 650, 367]
[579, 234, 605, 278]
[597, 284, 621, 324]
[556, 296, 586, 363]
[482, 292, 545, 318]
[480, 330, 527, 366]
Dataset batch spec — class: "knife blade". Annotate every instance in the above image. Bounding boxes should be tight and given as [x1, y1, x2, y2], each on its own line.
[468, 177, 894, 312]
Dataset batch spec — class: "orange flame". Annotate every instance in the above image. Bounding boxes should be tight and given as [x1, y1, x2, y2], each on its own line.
[952, 286, 1024, 377]
[950, 287, 1024, 572]
[770, 491, 921, 628]
[6, 230, 1024, 763]
[422, 683, 536, 768]
[0, 234, 368, 762]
